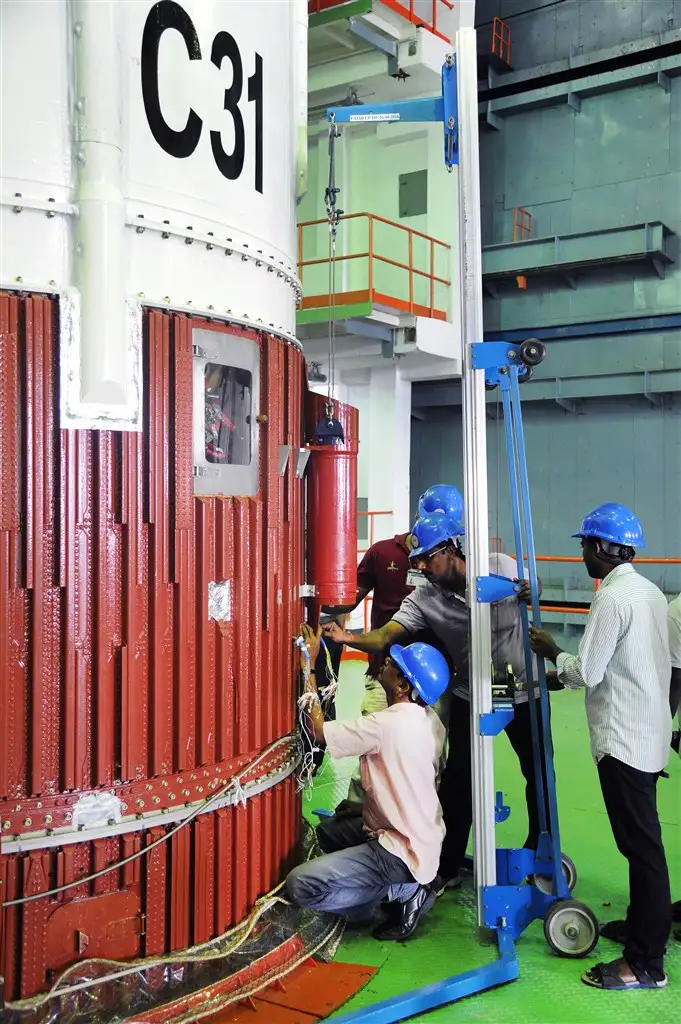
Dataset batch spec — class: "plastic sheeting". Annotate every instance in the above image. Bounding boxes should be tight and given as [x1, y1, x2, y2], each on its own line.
[4, 824, 340, 1024]
[5, 903, 342, 1024]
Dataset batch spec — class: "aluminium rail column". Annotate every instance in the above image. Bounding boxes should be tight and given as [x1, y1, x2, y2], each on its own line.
[456, 24, 496, 917]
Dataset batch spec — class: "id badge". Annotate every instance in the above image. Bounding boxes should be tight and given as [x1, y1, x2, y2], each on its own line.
[406, 569, 427, 588]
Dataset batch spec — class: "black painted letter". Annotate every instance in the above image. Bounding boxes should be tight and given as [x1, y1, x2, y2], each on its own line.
[141, 0, 202, 159]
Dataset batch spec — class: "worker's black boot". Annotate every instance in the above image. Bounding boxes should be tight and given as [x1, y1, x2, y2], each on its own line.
[372, 885, 436, 941]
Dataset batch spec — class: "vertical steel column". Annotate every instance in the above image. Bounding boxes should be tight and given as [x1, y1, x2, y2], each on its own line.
[456, 26, 496, 913]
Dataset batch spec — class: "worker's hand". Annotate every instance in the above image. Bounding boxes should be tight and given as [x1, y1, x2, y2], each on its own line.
[515, 577, 542, 602]
[529, 627, 560, 664]
[545, 671, 564, 692]
[322, 620, 348, 645]
[299, 622, 322, 671]
[333, 799, 364, 820]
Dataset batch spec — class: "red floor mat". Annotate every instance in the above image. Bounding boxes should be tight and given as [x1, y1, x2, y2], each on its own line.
[206, 960, 377, 1023]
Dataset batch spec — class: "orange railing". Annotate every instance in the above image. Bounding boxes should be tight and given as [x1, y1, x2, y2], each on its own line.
[298, 213, 451, 320]
[308, 0, 455, 43]
[513, 207, 532, 242]
[357, 510, 393, 635]
[492, 16, 511, 64]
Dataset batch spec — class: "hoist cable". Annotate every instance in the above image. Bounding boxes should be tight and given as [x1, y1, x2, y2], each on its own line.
[325, 120, 342, 404]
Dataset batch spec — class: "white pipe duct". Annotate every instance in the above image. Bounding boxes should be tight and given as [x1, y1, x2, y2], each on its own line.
[295, 0, 309, 202]
[72, 0, 129, 412]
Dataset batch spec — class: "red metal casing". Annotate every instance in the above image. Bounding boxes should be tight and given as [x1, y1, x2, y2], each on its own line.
[0, 296, 315, 1001]
[304, 391, 359, 608]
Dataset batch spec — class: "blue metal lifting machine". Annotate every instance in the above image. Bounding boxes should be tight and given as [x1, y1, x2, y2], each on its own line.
[323, 26, 600, 1024]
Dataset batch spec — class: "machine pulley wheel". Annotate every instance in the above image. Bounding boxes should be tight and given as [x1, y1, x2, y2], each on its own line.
[534, 852, 578, 895]
[543, 899, 599, 959]
[519, 338, 546, 366]
[485, 379, 499, 391]
[517, 364, 534, 384]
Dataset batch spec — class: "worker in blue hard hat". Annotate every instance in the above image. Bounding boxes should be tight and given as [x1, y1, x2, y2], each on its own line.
[418, 483, 465, 524]
[324, 510, 551, 893]
[320, 485, 463, 816]
[286, 623, 448, 941]
[530, 502, 673, 991]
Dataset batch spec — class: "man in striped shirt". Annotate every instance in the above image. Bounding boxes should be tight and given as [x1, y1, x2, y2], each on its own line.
[530, 503, 673, 991]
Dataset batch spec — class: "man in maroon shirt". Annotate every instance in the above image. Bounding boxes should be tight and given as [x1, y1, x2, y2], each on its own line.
[324, 533, 450, 707]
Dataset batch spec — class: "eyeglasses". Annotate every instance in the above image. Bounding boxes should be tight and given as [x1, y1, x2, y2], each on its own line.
[410, 542, 448, 567]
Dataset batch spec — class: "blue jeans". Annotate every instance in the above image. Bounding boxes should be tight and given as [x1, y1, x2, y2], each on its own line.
[286, 816, 419, 920]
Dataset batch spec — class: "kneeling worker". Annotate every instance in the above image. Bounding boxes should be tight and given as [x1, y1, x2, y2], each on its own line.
[286, 623, 448, 941]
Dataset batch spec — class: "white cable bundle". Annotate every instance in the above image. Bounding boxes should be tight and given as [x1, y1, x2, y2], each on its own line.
[318, 638, 339, 706]
[294, 635, 321, 794]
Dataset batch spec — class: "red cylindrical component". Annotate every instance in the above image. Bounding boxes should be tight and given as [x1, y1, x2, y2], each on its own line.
[304, 392, 359, 608]
[0, 299, 306, 1003]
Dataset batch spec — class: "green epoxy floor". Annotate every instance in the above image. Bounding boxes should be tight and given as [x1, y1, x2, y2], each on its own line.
[304, 658, 681, 1023]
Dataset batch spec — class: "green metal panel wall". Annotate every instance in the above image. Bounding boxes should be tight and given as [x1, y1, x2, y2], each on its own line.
[410, 394, 681, 593]
[476, 0, 680, 71]
[480, 75, 681, 333]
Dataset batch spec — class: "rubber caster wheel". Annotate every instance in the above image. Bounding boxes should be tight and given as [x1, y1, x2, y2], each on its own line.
[519, 338, 546, 366]
[534, 852, 578, 895]
[485, 379, 498, 391]
[544, 899, 599, 958]
[517, 364, 534, 383]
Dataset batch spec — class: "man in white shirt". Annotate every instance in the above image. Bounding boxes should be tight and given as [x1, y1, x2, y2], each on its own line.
[530, 502, 672, 991]
[286, 625, 448, 941]
[324, 511, 551, 892]
[667, 593, 681, 936]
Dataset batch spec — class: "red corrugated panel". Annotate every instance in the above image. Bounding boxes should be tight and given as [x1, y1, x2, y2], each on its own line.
[171, 316, 197, 769]
[0, 293, 28, 803]
[0, 299, 311, 1001]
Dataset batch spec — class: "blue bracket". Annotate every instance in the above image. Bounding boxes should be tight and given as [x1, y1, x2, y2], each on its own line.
[327, 57, 459, 169]
[495, 790, 510, 823]
[482, 882, 554, 938]
[479, 705, 514, 736]
[471, 341, 526, 388]
[475, 573, 520, 603]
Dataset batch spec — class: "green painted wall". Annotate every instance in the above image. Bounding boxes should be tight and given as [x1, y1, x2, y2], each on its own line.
[299, 121, 455, 315]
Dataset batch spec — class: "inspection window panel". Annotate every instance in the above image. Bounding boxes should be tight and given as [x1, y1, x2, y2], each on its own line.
[192, 327, 261, 496]
[399, 170, 428, 219]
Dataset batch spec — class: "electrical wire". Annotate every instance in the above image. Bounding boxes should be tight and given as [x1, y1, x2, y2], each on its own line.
[2, 734, 297, 908]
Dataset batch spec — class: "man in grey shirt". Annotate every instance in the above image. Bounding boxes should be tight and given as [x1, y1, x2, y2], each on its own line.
[324, 511, 550, 890]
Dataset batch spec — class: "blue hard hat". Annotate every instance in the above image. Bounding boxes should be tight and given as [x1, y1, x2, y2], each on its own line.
[390, 643, 450, 706]
[572, 502, 646, 548]
[408, 513, 464, 559]
[418, 484, 464, 524]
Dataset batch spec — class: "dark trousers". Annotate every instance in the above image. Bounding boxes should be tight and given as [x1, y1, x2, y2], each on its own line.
[597, 755, 671, 976]
[438, 695, 551, 876]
